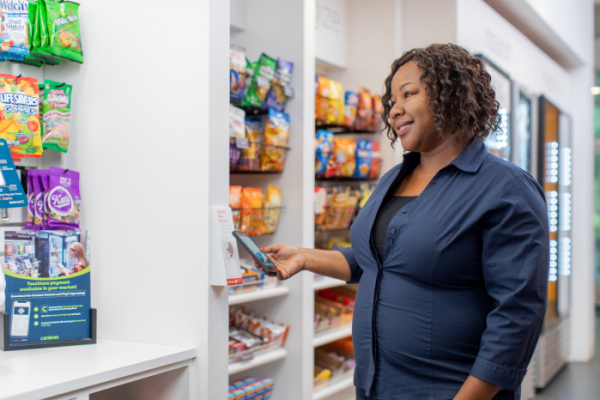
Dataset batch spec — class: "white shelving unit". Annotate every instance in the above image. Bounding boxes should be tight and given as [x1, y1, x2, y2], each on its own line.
[313, 325, 352, 348]
[313, 276, 346, 291]
[312, 376, 354, 400]
[229, 286, 291, 305]
[228, 348, 288, 375]
[0, 340, 197, 400]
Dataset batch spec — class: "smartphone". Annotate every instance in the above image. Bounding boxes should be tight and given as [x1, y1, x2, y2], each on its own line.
[11, 300, 31, 337]
[232, 231, 277, 276]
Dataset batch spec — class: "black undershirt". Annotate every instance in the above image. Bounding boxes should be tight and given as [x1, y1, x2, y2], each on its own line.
[372, 195, 417, 264]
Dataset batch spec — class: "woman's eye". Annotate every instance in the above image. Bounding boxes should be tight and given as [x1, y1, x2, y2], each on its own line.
[404, 92, 412, 98]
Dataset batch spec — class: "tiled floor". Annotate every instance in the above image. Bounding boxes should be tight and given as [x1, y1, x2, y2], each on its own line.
[534, 315, 600, 400]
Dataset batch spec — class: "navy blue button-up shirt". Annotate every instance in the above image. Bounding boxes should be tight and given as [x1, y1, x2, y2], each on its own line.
[340, 138, 549, 400]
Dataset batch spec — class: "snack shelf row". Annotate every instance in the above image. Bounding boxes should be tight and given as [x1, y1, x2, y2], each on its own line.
[229, 286, 290, 306]
[228, 347, 288, 376]
[313, 325, 352, 348]
[313, 276, 347, 291]
[312, 375, 354, 400]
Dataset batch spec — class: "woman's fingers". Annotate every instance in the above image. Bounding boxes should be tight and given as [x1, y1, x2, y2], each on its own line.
[260, 243, 285, 254]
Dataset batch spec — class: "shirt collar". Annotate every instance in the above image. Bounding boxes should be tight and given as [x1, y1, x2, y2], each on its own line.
[402, 138, 487, 173]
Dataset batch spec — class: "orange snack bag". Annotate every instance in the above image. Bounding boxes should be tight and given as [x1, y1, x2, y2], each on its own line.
[335, 138, 357, 178]
[229, 185, 242, 208]
[240, 187, 263, 235]
[369, 141, 381, 179]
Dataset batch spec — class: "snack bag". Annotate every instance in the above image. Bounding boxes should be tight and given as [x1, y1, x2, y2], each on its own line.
[343, 91, 358, 129]
[262, 184, 281, 234]
[326, 80, 343, 124]
[244, 59, 256, 97]
[263, 58, 293, 112]
[315, 76, 330, 122]
[24, 170, 35, 229]
[30, 169, 42, 230]
[369, 141, 381, 179]
[242, 53, 276, 108]
[354, 140, 372, 179]
[39, 169, 50, 229]
[333, 138, 357, 178]
[0, 0, 30, 57]
[41, 79, 72, 153]
[230, 45, 246, 103]
[0, 74, 42, 161]
[315, 130, 333, 178]
[240, 187, 262, 235]
[261, 109, 289, 171]
[241, 116, 265, 170]
[370, 95, 384, 131]
[47, 166, 80, 229]
[229, 104, 245, 138]
[43, 0, 83, 63]
[229, 185, 242, 209]
[355, 88, 373, 131]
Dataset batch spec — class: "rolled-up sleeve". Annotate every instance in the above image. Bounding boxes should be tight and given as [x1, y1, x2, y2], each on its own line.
[338, 246, 363, 284]
[470, 174, 549, 390]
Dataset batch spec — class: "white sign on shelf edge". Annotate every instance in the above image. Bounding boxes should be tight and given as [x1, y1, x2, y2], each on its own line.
[210, 206, 242, 286]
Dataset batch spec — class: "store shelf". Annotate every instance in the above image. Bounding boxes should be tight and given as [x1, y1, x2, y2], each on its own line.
[228, 348, 288, 375]
[0, 339, 197, 400]
[313, 276, 347, 291]
[229, 286, 291, 305]
[313, 325, 352, 348]
[312, 376, 354, 400]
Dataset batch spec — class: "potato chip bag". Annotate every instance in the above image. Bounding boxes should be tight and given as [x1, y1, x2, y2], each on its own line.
[41, 79, 72, 153]
[369, 141, 381, 179]
[47, 166, 80, 230]
[262, 184, 281, 234]
[230, 46, 246, 103]
[263, 108, 289, 146]
[370, 95, 384, 131]
[355, 140, 372, 179]
[240, 187, 262, 235]
[242, 53, 276, 108]
[355, 87, 373, 131]
[315, 76, 330, 122]
[240, 116, 265, 170]
[315, 130, 333, 178]
[0, 0, 30, 57]
[229, 185, 242, 208]
[326, 80, 343, 125]
[263, 58, 293, 112]
[0, 74, 42, 161]
[43, 0, 83, 63]
[229, 104, 245, 138]
[334, 138, 357, 178]
[343, 91, 358, 129]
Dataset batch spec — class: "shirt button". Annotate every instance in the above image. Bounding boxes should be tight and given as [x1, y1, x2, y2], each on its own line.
[401, 210, 407, 214]
[389, 239, 394, 244]
[391, 228, 396, 234]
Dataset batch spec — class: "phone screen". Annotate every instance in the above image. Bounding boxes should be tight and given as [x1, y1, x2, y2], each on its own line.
[238, 234, 275, 266]
[11, 301, 31, 337]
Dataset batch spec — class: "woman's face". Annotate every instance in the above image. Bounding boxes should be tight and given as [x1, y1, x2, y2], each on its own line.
[70, 249, 77, 259]
[389, 61, 442, 153]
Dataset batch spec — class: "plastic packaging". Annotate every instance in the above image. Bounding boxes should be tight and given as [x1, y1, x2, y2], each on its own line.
[43, 0, 83, 63]
[41, 79, 72, 153]
[47, 166, 80, 229]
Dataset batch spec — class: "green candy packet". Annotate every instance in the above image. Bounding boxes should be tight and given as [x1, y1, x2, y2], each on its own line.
[44, 0, 83, 64]
[41, 79, 72, 153]
[241, 53, 276, 108]
[32, 0, 62, 64]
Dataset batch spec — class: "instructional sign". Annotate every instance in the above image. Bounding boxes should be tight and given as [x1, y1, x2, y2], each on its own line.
[210, 206, 242, 286]
[0, 139, 27, 209]
[3, 230, 91, 346]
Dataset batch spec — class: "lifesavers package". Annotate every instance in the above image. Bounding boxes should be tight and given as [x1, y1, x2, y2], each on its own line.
[0, 75, 42, 161]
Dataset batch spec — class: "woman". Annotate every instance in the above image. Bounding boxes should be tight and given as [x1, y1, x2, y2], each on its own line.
[262, 44, 549, 400]
[58, 242, 89, 276]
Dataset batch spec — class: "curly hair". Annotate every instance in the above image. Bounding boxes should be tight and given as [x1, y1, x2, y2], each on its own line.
[381, 44, 500, 145]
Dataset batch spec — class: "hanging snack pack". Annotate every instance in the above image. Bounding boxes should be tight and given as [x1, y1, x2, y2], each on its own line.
[315, 130, 333, 178]
[315, 76, 330, 122]
[355, 140, 372, 179]
[355, 88, 373, 131]
[261, 108, 289, 171]
[370, 95, 384, 131]
[242, 53, 276, 108]
[0, 74, 42, 160]
[229, 104, 245, 138]
[230, 46, 246, 104]
[39, 169, 50, 229]
[43, 0, 83, 63]
[240, 187, 262, 235]
[343, 92, 358, 129]
[263, 58, 293, 112]
[369, 141, 381, 180]
[41, 79, 72, 153]
[24, 171, 35, 229]
[31, 170, 43, 230]
[333, 138, 357, 178]
[262, 184, 281, 234]
[326, 80, 343, 125]
[47, 166, 80, 229]
[0, 0, 30, 58]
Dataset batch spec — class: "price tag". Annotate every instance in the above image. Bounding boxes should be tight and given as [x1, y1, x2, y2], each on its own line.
[235, 137, 249, 149]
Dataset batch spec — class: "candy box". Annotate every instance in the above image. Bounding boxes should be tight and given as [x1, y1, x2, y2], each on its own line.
[0, 74, 42, 160]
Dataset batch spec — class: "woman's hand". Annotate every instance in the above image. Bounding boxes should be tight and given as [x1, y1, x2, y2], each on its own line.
[259, 244, 306, 280]
[58, 264, 69, 275]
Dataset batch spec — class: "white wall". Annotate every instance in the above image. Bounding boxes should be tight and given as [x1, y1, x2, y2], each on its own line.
[0, 0, 230, 398]
[315, 0, 347, 69]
